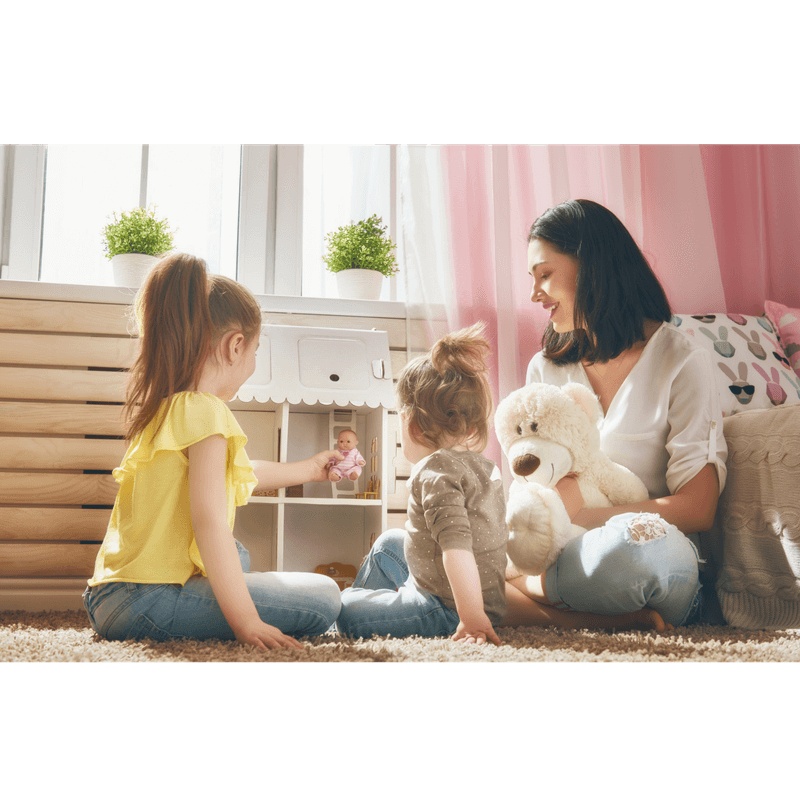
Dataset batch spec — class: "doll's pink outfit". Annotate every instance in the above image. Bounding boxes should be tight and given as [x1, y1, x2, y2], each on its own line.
[328, 448, 365, 480]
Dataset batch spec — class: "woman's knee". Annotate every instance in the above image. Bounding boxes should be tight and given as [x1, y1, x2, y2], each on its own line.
[578, 513, 695, 576]
[553, 513, 699, 614]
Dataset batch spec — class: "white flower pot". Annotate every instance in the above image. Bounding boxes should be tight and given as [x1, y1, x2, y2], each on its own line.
[335, 269, 384, 301]
[112, 253, 159, 287]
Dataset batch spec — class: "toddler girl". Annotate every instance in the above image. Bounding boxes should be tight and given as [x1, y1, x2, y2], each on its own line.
[82, 253, 343, 651]
[336, 322, 508, 645]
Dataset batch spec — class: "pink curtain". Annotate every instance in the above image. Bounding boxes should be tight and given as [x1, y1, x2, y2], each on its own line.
[439, 144, 800, 464]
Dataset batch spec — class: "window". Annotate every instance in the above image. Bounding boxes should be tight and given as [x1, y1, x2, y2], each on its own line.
[37, 145, 240, 286]
[1, 144, 403, 302]
[302, 145, 403, 302]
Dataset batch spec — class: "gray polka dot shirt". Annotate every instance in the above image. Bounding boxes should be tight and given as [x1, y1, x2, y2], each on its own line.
[405, 449, 508, 625]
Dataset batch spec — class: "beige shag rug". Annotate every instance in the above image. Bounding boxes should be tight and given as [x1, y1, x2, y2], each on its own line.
[3, 610, 800, 662]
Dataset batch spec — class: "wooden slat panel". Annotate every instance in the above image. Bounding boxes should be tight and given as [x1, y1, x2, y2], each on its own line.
[0, 472, 118, 505]
[0, 437, 127, 470]
[0, 507, 110, 540]
[0, 367, 127, 402]
[266, 313, 407, 350]
[0, 298, 132, 336]
[0, 332, 136, 369]
[0, 543, 99, 577]
[0, 401, 125, 435]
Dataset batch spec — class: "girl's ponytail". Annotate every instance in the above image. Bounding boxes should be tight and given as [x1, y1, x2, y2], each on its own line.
[123, 253, 261, 441]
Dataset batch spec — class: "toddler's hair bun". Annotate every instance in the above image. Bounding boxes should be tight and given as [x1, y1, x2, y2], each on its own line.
[430, 321, 490, 379]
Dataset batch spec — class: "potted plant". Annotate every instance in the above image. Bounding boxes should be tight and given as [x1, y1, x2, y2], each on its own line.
[102, 205, 176, 287]
[322, 214, 399, 300]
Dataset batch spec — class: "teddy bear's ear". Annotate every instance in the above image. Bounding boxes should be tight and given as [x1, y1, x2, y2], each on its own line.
[561, 382, 602, 424]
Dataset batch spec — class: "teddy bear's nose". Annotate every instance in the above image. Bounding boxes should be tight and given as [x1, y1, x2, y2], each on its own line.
[513, 454, 541, 476]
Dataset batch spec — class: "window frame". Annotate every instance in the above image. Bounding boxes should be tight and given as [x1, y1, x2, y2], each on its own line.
[0, 143, 401, 302]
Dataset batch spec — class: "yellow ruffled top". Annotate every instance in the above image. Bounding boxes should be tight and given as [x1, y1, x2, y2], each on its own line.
[88, 392, 257, 587]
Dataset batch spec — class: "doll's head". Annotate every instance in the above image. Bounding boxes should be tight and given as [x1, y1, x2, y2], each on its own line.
[336, 429, 358, 451]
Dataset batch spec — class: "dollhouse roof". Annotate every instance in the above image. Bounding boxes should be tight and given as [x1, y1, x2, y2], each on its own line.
[236, 324, 396, 408]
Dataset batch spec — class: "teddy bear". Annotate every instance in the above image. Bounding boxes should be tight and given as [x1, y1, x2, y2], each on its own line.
[494, 381, 649, 578]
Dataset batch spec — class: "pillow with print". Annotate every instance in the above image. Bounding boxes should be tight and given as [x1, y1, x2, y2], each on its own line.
[670, 313, 800, 417]
[764, 300, 800, 379]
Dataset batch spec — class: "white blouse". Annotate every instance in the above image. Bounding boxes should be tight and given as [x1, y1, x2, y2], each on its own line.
[526, 322, 728, 500]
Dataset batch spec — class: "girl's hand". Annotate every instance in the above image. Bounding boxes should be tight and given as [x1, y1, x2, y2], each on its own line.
[234, 619, 304, 651]
[307, 450, 344, 482]
[452, 612, 501, 646]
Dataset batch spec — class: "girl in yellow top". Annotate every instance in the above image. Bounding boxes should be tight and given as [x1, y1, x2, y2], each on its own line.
[83, 253, 343, 650]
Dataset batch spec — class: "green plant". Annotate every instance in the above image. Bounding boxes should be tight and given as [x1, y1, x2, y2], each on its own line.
[102, 205, 175, 260]
[322, 214, 399, 277]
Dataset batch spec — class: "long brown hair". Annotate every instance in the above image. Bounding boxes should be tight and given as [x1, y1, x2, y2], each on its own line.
[396, 322, 493, 452]
[123, 253, 262, 441]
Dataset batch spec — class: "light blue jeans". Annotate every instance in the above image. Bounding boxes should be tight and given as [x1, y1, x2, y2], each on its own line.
[82, 540, 341, 642]
[352, 515, 703, 629]
[336, 529, 461, 639]
[543, 512, 703, 627]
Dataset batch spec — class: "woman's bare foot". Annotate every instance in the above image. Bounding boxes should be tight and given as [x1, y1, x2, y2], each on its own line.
[603, 607, 671, 632]
[503, 581, 673, 632]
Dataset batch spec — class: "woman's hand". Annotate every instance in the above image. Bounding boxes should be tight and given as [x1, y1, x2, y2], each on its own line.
[555, 474, 584, 521]
[233, 618, 304, 651]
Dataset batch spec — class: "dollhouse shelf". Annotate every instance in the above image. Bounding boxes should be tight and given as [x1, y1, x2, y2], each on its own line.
[233, 324, 395, 572]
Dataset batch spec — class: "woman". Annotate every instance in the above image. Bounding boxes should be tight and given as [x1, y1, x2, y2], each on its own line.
[503, 199, 727, 629]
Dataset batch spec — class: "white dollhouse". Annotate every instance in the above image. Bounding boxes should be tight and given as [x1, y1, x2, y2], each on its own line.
[229, 324, 396, 575]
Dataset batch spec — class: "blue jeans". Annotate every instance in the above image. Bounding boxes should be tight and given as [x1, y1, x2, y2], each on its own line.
[543, 512, 703, 627]
[82, 540, 341, 642]
[336, 529, 460, 639]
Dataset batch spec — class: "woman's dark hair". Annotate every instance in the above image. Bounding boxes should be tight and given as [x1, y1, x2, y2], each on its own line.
[528, 199, 672, 365]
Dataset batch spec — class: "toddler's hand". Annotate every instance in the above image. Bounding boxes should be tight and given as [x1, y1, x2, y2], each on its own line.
[452, 613, 501, 646]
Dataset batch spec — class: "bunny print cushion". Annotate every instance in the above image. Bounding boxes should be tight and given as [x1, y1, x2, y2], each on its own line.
[670, 313, 800, 416]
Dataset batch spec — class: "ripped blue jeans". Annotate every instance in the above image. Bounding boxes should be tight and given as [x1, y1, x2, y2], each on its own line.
[543, 512, 703, 627]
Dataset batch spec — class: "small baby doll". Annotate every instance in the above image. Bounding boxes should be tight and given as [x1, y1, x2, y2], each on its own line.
[327, 429, 366, 481]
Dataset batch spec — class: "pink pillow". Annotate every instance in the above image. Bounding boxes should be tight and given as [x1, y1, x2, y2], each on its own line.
[765, 300, 800, 377]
